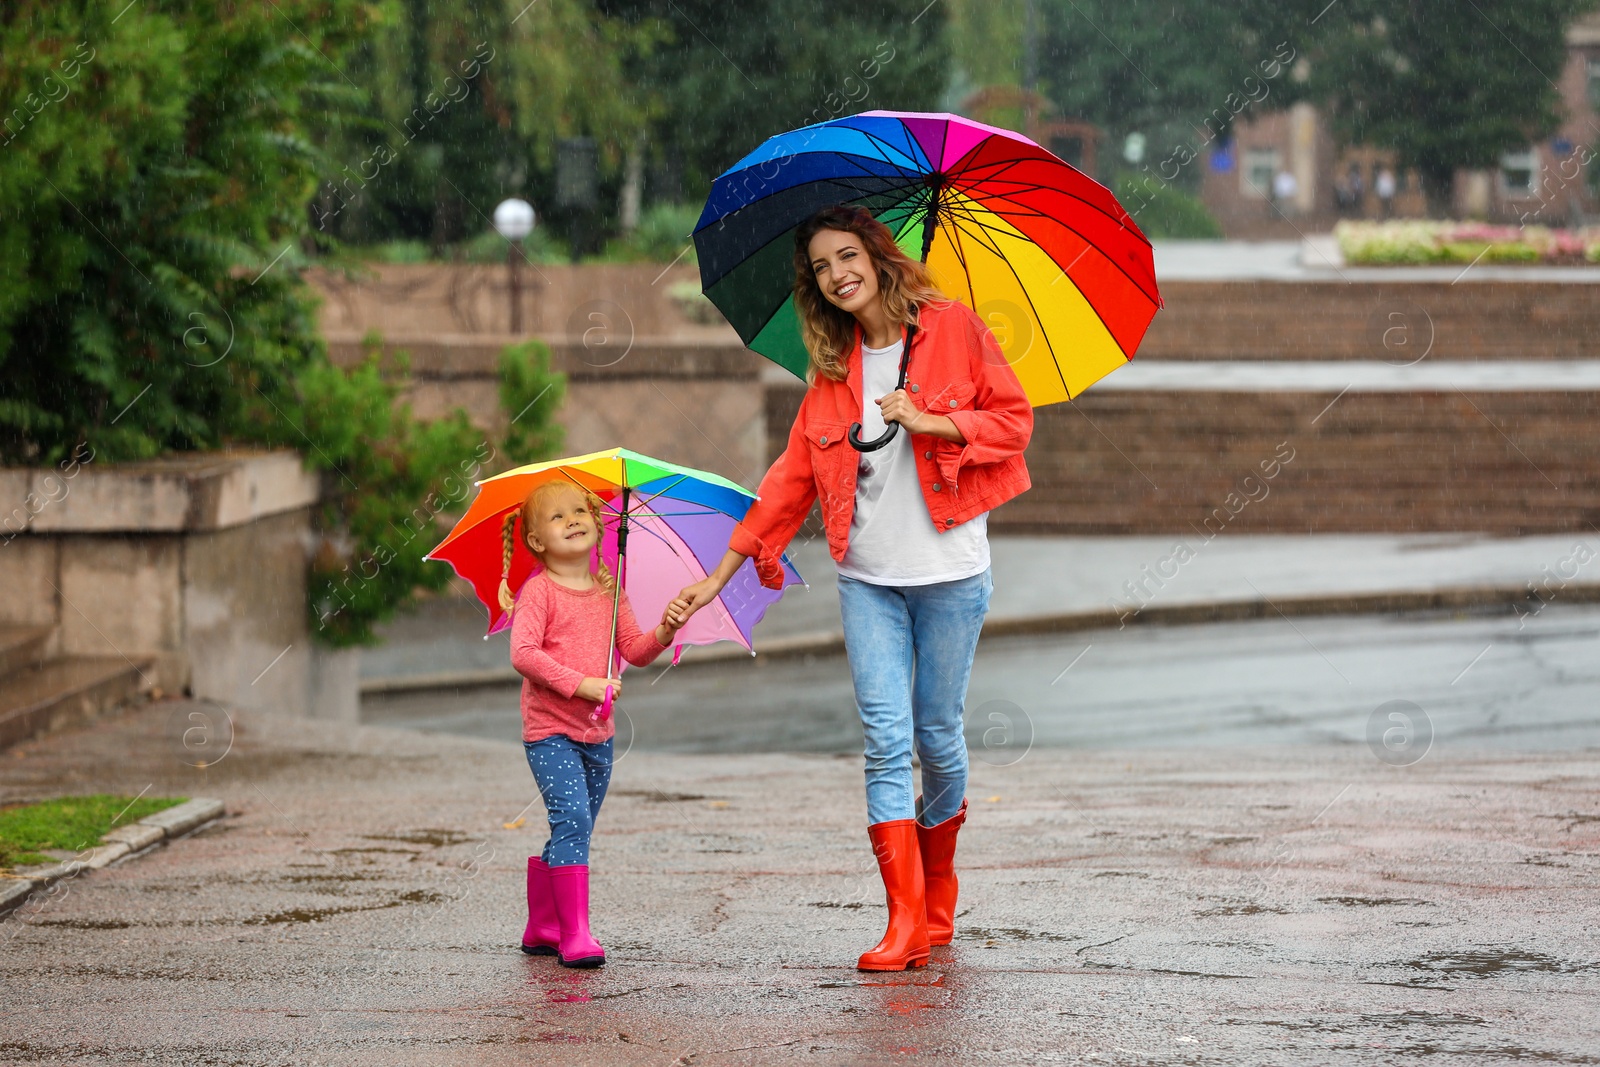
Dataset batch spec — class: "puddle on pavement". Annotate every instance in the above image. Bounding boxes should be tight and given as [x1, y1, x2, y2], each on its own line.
[1317, 896, 1434, 908]
[244, 888, 444, 925]
[1208, 836, 1259, 845]
[1362, 1013, 1486, 1028]
[1403, 949, 1594, 979]
[1091, 871, 1149, 879]
[362, 829, 472, 847]
[1330, 1043, 1597, 1063]
[818, 971, 945, 989]
[35, 918, 134, 930]
[810, 901, 872, 909]
[611, 790, 716, 803]
[1194, 902, 1290, 917]
[957, 926, 1080, 944]
[280, 871, 385, 894]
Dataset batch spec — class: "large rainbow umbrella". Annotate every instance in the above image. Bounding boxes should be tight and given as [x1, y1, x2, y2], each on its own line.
[694, 110, 1162, 405]
[426, 448, 805, 713]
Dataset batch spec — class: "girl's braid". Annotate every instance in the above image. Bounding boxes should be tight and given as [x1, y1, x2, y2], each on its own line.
[497, 511, 519, 613]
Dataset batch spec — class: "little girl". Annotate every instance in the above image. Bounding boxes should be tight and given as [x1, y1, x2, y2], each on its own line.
[499, 479, 680, 968]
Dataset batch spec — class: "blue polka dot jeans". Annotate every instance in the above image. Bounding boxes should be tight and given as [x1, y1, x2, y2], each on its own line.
[524, 734, 615, 866]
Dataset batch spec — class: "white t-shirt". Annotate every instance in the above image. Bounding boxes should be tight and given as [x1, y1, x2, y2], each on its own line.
[835, 338, 990, 586]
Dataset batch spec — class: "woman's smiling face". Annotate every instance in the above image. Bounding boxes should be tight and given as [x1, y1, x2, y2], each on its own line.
[808, 228, 880, 314]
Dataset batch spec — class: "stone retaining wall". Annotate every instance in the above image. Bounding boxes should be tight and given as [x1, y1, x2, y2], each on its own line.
[767, 386, 1599, 534]
[0, 451, 355, 719]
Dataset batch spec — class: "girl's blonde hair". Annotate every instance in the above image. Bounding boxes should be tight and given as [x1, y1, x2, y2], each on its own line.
[792, 203, 948, 385]
[498, 480, 617, 613]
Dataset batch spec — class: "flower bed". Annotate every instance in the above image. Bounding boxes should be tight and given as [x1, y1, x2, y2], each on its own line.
[1335, 220, 1600, 266]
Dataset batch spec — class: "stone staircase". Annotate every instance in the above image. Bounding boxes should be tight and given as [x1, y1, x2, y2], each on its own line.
[0, 624, 152, 750]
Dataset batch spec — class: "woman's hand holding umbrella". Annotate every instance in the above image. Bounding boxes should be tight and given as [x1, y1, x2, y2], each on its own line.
[874, 391, 964, 443]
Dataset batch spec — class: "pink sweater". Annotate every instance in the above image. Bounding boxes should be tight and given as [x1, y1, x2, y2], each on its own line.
[509, 570, 669, 743]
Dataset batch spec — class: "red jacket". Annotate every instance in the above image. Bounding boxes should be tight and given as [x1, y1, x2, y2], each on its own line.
[731, 298, 1033, 589]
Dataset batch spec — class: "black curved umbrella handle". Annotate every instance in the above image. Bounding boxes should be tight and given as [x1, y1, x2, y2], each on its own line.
[848, 322, 917, 454]
[848, 420, 899, 451]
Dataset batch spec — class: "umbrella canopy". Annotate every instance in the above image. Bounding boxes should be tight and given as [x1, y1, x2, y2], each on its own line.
[693, 109, 1163, 405]
[426, 447, 804, 658]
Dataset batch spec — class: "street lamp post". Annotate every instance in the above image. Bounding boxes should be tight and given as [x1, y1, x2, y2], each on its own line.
[493, 198, 536, 334]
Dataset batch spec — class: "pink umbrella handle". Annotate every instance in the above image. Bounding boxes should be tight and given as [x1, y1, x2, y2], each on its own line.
[591, 684, 616, 723]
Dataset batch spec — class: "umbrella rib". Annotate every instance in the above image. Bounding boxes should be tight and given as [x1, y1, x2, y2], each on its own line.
[934, 201, 1076, 400]
[951, 170, 1144, 237]
[949, 154, 1152, 245]
[942, 185, 1162, 306]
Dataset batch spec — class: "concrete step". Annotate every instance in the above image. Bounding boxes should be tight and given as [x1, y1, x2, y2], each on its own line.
[0, 625, 53, 677]
[0, 657, 151, 751]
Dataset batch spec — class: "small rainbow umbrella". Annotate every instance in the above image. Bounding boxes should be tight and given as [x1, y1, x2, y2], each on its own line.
[694, 109, 1162, 406]
[426, 447, 805, 717]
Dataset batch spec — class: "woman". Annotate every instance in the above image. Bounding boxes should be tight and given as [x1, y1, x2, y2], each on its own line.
[669, 203, 1032, 971]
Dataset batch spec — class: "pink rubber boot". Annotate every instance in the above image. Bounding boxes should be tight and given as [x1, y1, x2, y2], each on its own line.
[520, 856, 559, 956]
[548, 863, 606, 968]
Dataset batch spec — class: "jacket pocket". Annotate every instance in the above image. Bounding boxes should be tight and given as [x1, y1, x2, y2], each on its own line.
[804, 415, 851, 510]
[919, 378, 976, 415]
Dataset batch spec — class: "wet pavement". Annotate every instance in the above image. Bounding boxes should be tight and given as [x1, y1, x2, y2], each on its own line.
[365, 605, 1600, 756]
[362, 532, 1600, 687]
[3, 692, 1599, 1065]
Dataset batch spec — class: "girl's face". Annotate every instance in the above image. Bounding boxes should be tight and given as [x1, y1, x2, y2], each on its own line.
[526, 486, 599, 560]
[808, 228, 880, 316]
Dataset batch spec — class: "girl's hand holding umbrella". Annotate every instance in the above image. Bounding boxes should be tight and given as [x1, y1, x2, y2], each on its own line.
[576, 676, 623, 705]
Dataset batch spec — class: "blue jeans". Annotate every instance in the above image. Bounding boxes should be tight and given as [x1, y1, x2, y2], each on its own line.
[837, 567, 992, 826]
[524, 734, 614, 867]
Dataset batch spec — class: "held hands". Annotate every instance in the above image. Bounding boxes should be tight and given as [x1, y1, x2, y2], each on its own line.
[654, 604, 684, 646]
[667, 576, 723, 628]
[575, 676, 622, 704]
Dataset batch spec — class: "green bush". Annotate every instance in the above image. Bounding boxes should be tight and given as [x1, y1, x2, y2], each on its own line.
[499, 339, 567, 466]
[596, 202, 702, 265]
[0, 0, 368, 465]
[297, 335, 566, 646]
[1112, 175, 1225, 239]
[0, 1, 569, 648]
[352, 229, 571, 266]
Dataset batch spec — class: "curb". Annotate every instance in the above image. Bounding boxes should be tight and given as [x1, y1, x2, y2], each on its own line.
[0, 797, 225, 920]
[359, 582, 1600, 696]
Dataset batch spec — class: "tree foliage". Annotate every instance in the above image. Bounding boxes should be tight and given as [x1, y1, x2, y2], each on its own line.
[1027, 0, 1304, 183]
[0, 0, 371, 463]
[315, 0, 669, 250]
[596, 0, 950, 207]
[1301, 0, 1599, 213]
[0, 1, 565, 646]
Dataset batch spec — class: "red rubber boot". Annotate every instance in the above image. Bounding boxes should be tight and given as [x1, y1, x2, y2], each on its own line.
[520, 856, 559, 956]
[857, 819, 930, 972]
[916, 796, 967, 946]
[548, 863, 606, 968]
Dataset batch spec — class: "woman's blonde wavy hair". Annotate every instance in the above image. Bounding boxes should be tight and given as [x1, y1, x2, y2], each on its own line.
[497, 480, 616, 613]
[792, 204, 947, 385]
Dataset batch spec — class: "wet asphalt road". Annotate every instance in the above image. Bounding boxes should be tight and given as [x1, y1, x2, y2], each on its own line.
[3, 622, 1599, 1065]
[364, 604, 1600, 757]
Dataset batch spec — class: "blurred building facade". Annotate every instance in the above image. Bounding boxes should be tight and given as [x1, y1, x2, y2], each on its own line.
[1196, 13, 1600, 233]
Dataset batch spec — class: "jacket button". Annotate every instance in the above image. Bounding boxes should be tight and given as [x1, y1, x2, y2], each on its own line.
[945, 517, 955, 525]
[819, 435, 828, 445]
[932, 482, 942, 492]
[909, 384, 919, 393]
[923, 451, 933, 460]
[948, 399, 958, 408]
